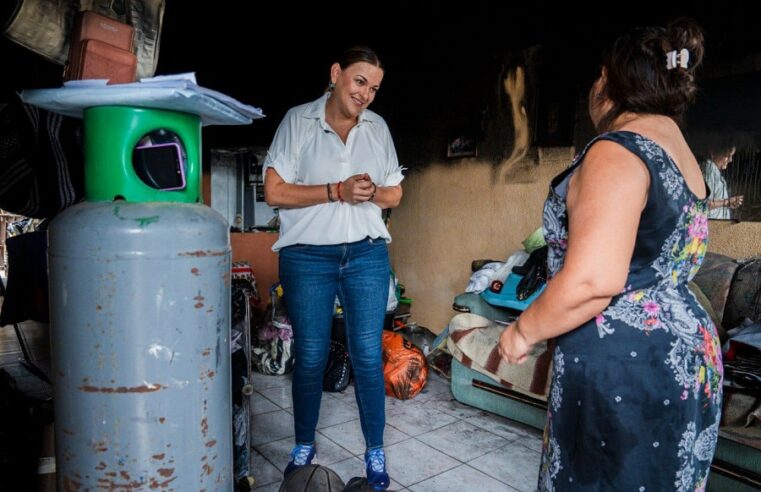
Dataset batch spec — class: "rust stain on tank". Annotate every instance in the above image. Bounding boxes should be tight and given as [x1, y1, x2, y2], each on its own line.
[120, 470, 131, 480]
[201, 348, 211, 356]
[149, 476, 177, 489]
[191, 267, 200, 276]
[92, 440, 108, 453]
[158, 417, 166, 424]
[202, 463, 214, 476]
[205, 439, 216, 448]
[157, 468, 174, 477]
[97, 477, 144, 489]
[201, 417, 208, 436]
[194, 295, 205, 309]
[96, 305, 102, 311]
[95, 461, 107, 470]
[178, 250, 225, 257]
[206, 307, 214, 313]
[152, 453, 165, 460]
[207, 370, 215, 379]
[104, 471, 117, 477]
[79, 383, 167, 393]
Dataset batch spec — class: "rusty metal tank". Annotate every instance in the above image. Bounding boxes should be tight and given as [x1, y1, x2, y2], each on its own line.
[48, 201, 232, 490]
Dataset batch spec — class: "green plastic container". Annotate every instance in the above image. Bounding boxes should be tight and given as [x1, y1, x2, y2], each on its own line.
[83, 106, 201, 203]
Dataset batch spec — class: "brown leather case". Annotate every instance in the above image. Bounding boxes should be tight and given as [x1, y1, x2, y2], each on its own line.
[69, 38, 138, 84]
[64, 10, 137, 84]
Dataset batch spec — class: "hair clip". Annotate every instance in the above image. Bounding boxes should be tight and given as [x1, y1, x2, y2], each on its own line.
[666, 48, 690, 70]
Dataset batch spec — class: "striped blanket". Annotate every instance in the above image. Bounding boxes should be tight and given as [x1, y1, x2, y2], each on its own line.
[0, 95, 84, 218]
[447, 313, 553, 400]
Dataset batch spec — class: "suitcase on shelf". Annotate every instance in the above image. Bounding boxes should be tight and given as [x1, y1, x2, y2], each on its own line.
[64, 10, 137, 84]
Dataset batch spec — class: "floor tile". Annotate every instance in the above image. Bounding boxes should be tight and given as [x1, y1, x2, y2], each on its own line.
[409, 463, 518, 492]
[325, 455, 364, 483]
[417, 420, 510, 462]
[464, 412, 538, 442]
[386, 403, 458, 437]
[250, 409, 294, 446]
[255, 433, 353, 472]
[427, 396, 485, 420]
[251, 371, 291, 391]
[251, 392, 280, 415]
[384, 438, 460, 487]
[250, 449, 282, 488]
[468, 441, 541, 492]
[384, 394, 421, 414]
[319, 418, 410, 455]
[315, 399, 362, 429]
[520, 433, 544, 453]
[258, 385, 293, 409]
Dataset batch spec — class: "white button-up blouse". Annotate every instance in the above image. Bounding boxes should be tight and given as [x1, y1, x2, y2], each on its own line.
[264, 93, 405, 251]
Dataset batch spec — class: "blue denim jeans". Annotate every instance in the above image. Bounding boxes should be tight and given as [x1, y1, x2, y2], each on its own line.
[279, 237, 389, 449]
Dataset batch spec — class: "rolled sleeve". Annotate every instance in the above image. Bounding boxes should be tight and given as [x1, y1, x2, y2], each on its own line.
[263, 108, 299, 183]
[379, 120, 405, 187]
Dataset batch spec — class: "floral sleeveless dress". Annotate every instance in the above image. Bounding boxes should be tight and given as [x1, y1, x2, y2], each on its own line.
[539, 131, 723, 491]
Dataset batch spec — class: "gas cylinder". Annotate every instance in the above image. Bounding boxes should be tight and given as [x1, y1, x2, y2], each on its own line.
[48, 105, 233, 490]
[49, 202, 231, 489]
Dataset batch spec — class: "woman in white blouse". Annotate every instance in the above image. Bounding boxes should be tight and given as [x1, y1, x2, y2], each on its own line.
[703, 145, 743, 219]
[263, 46, 403, 491]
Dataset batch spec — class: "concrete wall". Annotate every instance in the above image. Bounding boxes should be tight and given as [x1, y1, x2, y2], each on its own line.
[389, 147, 761, 335]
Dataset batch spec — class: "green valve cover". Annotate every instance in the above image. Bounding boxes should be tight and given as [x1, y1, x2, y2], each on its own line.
[84, 106, 201, 203]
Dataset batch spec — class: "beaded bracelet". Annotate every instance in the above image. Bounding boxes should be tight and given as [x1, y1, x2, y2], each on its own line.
[369, 183, 377, 201]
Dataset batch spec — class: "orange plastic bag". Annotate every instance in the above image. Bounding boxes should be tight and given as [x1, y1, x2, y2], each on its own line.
[382, 331, 428, 400]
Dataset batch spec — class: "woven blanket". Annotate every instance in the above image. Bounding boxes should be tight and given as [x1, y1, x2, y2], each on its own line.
[447, 313, 552, 400]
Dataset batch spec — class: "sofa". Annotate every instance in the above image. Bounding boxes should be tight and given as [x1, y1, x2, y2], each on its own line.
[447, 252, 761, 491]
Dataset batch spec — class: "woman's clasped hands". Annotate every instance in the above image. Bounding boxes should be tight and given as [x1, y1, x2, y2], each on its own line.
[340, 173, 376, 204]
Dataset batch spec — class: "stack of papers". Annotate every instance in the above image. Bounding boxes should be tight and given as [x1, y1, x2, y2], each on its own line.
[20, 73, 264, 126]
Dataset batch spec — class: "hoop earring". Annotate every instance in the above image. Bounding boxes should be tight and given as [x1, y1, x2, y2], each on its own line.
[328, 82, 336, 91]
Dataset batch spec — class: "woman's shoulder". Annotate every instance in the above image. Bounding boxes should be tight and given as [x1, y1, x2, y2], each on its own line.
[284, 100, 317, 119]
[281, 94, 327, 121]
[588, 130, 665, 162]
[361, 108, 388, 127]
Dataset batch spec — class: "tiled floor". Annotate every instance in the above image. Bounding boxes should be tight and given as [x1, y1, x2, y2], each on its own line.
[0, 319, 543, 491]
[250, 370, 543, 491]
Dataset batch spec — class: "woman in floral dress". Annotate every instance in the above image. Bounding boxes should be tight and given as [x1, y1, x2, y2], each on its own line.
[499, 19, 722, 491]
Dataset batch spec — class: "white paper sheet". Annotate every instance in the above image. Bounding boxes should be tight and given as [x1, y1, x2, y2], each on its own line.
[22, 73, 264, 126]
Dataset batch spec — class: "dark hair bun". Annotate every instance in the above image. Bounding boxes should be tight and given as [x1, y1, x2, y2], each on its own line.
[597, 17, 705, 130]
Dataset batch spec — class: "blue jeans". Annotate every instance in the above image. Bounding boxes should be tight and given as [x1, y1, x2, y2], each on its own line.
[279, 238, 389, 449]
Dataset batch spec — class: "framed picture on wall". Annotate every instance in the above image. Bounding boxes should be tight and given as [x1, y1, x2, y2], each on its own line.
[447, 135, 478, 158]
